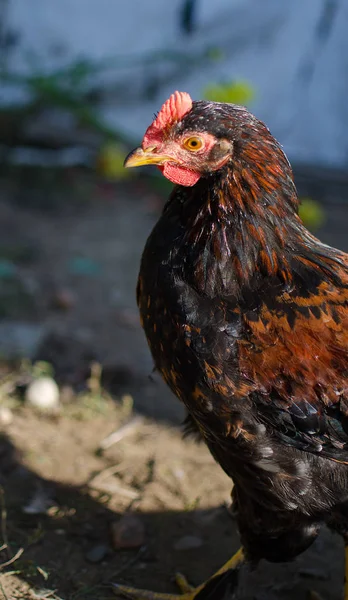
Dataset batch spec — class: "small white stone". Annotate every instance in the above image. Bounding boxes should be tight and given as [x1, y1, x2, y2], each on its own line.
[25, 376, 60, 412]
[0, 406, 13, 425]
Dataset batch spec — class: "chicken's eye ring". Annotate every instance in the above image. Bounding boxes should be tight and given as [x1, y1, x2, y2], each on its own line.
[182, 136, 204, 152]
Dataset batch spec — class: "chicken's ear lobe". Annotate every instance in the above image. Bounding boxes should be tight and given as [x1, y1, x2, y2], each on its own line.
[143, 92, 193, 148]
[209, 139, 233, 162]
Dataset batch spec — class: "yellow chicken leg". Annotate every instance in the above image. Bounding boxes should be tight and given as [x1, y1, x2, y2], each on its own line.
[113, 547, 244, 600]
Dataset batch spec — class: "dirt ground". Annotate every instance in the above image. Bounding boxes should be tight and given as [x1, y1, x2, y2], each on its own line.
[0, 166, 348, 600]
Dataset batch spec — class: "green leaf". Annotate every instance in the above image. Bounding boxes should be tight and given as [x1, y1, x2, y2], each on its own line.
[203, 81, 255, 105]
[97, 142, 131, 180]
[299, 197, 325, 230]
[206, 47, 224, 62]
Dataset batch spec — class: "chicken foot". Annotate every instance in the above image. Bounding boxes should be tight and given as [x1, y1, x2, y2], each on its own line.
[113, 547, 244, 599]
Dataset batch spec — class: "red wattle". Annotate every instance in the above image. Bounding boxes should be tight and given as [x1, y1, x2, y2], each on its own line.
[158, 163, 200, 187]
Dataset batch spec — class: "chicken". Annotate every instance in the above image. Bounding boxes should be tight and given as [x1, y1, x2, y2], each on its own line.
[118, 91, 348, 600]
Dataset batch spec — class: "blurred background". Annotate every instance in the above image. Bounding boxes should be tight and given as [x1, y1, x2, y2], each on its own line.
[0, 1, 347, 599]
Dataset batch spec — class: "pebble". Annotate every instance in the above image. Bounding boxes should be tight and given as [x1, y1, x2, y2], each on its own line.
[0, 406, 13, 425]
[194, 508, 221, 525]
[85, 543, 110, 563]
[51, 288, 76, 310]
[173, 535, 203, 551]
[25, 376, 60, 413]
[111, 514, 145, 550]
[23, 487, 55, 514]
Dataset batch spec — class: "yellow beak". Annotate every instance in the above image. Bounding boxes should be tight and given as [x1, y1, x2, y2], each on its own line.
[124, 147, 174, 168]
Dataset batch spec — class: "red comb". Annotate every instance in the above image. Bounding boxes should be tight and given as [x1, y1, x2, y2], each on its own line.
[142, 91, 193, 148]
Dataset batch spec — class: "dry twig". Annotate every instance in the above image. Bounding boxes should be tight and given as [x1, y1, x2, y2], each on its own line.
[0, 547, 24, 570]
[0, 579, 9, 600]
[88, 464, 139, 499]
[98, 416, 144, 451]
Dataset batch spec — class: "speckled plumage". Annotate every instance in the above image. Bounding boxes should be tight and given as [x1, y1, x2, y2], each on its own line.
[136, 99, 348, 565]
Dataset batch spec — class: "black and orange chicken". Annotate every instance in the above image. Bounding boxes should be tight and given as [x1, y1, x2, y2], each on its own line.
[118, 92, 348, 600]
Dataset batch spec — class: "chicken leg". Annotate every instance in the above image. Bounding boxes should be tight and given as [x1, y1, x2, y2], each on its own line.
[113, 547, 244, 600]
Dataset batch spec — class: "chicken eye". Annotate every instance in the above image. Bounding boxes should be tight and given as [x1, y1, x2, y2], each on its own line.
[183, 136, 204, 151]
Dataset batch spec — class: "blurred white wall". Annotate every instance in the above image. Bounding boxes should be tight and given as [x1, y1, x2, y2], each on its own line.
[3, 0, 348, 167]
